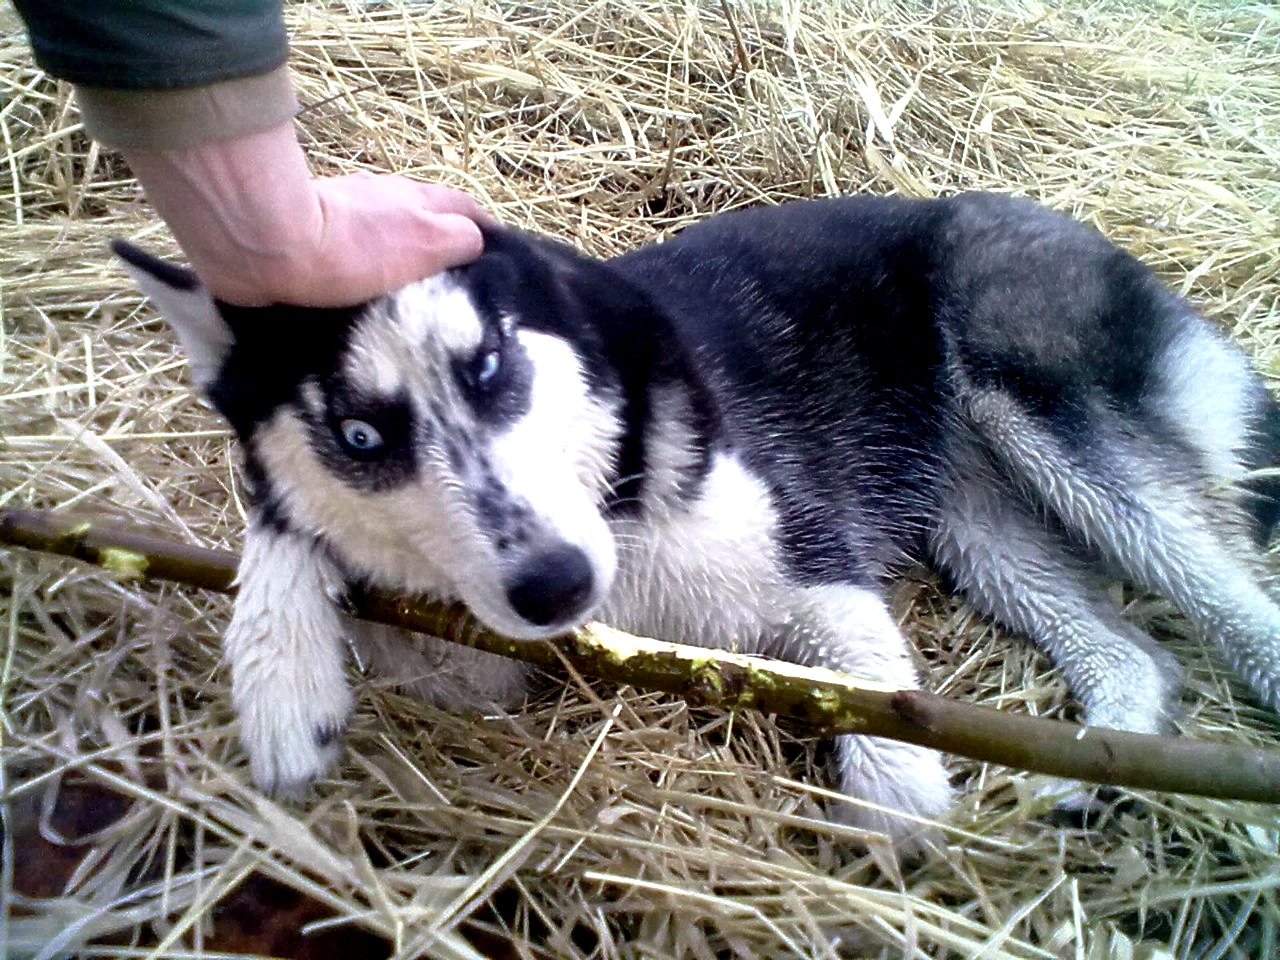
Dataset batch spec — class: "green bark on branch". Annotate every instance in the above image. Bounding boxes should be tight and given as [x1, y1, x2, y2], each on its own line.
[3, 507, 1279, 803]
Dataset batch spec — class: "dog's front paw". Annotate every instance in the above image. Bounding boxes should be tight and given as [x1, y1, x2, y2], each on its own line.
[224, 523, 356, 795]
[226, 592, 355, 794]
[235, 676, 354, 795]
[831, 734, 954, 854]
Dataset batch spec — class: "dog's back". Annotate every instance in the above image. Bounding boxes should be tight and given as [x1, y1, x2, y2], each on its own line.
[620, 192, 1279, 552]
[615, 194, 1280, 735]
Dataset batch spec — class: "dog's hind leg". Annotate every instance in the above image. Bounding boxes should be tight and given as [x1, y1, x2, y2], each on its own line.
[930, 435, 1183, 735]
[967, 391, 1280, 713]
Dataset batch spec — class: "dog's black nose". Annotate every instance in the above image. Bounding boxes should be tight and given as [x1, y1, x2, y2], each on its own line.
[505, 545, 595, 628]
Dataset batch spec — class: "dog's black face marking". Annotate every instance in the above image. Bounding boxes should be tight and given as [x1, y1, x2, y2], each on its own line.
[308, 383, 418, 493]
[442, 435, 465, 472]
[450, 325, 534, 426]
[204, 303, 359, 446]
[472, 459, 535, 541]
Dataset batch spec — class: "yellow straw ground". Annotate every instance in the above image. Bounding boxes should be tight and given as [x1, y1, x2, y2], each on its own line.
[2, 2, 1278, 956]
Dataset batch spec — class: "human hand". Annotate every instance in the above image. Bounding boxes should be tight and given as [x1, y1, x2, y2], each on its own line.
[125, 121, 487, 307]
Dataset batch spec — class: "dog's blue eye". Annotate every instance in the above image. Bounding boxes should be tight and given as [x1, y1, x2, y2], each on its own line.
[476, 349, 501, 387]
[338, 418, 384, 453]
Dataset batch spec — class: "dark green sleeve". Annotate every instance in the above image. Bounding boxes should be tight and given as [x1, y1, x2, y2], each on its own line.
[12, 0, 288, 90]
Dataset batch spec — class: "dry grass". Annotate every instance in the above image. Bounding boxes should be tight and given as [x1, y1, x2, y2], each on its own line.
[3, 1, 1280, 957]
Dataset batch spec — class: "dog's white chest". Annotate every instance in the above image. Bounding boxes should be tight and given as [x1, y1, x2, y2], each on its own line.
[601, 452, 789, 654]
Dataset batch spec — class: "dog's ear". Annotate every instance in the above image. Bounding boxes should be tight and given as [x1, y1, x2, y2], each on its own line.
[112, 240, 232, 389]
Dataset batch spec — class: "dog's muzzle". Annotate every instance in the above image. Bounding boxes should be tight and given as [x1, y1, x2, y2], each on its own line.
[504, 544, 595, 629]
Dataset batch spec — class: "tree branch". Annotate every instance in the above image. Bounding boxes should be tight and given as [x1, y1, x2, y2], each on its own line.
[3, 507, 1278, 803]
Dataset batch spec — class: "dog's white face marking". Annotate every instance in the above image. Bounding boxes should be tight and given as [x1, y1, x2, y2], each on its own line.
[252, 282, 623, 640]
[402, 275, 487, 354]
[343, 275, 483, 399]
[489, 331, 624, 530]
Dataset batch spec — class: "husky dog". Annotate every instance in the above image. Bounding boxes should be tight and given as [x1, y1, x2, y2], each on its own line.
[116, 192, 1280, 846]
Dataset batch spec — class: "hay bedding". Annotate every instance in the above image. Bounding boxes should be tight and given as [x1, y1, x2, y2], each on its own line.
[2, 0, 1278, 956]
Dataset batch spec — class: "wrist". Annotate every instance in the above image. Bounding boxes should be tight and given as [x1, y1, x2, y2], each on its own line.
[125, 121, 325, 306]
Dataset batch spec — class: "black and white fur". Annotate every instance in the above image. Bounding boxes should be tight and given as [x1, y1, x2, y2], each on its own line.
[116, 193, 1280, 847]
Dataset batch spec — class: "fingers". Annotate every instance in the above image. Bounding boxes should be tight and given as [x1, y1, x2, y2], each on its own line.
[307, 174, 487, 305]
[322, 171, 485, 220]
[408, 179, 495, 224]
[411, 211, 487, 274]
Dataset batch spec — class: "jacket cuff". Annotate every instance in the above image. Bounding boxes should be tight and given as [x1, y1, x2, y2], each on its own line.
[76, 66, 299, 151]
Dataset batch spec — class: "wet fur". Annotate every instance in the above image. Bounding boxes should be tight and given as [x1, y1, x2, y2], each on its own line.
[117, 192, 1280, 847]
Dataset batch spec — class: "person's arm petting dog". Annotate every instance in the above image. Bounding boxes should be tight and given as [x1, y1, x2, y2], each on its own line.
[124, 126, 486, 307]
[12, 0, 486, 307]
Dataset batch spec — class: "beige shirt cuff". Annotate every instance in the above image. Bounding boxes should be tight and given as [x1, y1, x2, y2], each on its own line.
[75, 66, 299, 152]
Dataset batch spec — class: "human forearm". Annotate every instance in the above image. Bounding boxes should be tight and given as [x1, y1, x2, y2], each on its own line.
[125, 122, 486, 307]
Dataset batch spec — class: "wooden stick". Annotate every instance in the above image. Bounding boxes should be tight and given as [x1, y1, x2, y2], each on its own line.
[4, 506, 1279, 803]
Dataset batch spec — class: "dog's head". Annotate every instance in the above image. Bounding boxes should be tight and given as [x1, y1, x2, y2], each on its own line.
[116, 227, 663, 639]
